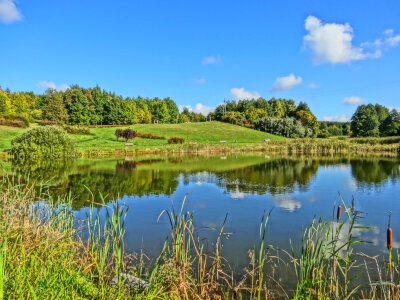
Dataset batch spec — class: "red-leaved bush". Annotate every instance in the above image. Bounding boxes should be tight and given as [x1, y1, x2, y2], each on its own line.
[167, 137, 185, 144]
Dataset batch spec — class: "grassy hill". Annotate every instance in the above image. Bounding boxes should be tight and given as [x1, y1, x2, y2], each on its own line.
[0, 122, 285, 152]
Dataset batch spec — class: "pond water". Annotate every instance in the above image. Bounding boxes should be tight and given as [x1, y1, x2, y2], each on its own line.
[3, 154, 400, 286]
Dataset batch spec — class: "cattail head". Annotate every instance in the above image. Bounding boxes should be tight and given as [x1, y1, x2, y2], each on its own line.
[387, 211, 393, 251]
[337, 205, 342, 221]
[387, 228, 393, 251]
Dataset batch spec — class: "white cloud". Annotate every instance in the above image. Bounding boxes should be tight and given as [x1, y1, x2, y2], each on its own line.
[271, 74, 302, 92]
[388, 107, 400, 112]
[0, 0, 22, 23]
[230, 87, 261, 101]
[202, 55, 221, 65]
[191, 78, 207, 84]
[342, 96, 365, 106]
[309, 82, 319, 88]
[303, 15, 380, 64]
[322, 114, 351, 122]
[36, 81, 70, 92]
[178, 103, 214, 116]
[362, 29, 400, 49]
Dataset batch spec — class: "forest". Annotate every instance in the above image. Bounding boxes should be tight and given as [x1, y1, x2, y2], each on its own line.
[0, 85, 399, 138]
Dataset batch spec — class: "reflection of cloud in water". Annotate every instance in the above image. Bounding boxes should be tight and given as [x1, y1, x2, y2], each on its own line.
[323, 164, 349, 172]
[329, 221, 398, 255]
[230, 191, 246, 199]
[272, 195, 302, 212]
[343, 178, 357, 191]
[191, 202, 208, 208]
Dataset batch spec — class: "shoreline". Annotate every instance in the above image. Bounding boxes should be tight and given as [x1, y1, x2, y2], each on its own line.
[1, 139, 399, 160]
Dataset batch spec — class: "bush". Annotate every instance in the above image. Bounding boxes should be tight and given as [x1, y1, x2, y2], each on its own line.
[136, 132, 166, 139]
[0, 113, 30, 127]
[0, 119, 27, 128]
[168, 137, 185, 144]
[63, 125, 93, 135]
[254, 117, 312, 138]
[11, 126, 76, 158]
[317, 129, 331, 138]
[115, 129, 136, 141]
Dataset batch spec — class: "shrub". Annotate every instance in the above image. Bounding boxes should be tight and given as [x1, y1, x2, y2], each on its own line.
[0, 113, 30, 127]
[317, 129, 331, 138]
[254, 117, 312, 138]
[168, 137, 185, 144]
[11, 126, 76, 158]
[115, 129, 136, 141]
[136, 132, 166, 139]
[63, 125, 93, 135]
[0, 119, 27, 128]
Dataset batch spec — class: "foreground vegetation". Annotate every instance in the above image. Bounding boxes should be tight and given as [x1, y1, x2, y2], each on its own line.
[1, 177, 399, 299]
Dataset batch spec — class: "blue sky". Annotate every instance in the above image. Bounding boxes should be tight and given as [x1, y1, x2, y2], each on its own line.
[1, 0, 399, 120]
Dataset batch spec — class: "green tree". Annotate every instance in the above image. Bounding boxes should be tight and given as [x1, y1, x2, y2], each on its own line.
[64, 88, 91, 125]
[42, 90, 68, 124]
[0, 90, 9, 113]
[163, 98, 179, 123]
[296, 110, 319, 135]
[380, 110, 400, 136]
[350, 104, 380, 137]
[374, 104, 390, 123]
[152, 101, 170, 123]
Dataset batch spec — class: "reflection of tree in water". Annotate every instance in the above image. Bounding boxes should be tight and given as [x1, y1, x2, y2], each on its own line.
[10, 156, 400, 209]
[215, 159, 320, 195]
[51, 168, 179, 209]
[350, 159, 400, 186]
[12, 158, 179, 209]
[11, 158, 77, 186]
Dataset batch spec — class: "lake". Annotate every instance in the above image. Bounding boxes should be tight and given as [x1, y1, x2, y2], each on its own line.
[3, 154, 400, 289]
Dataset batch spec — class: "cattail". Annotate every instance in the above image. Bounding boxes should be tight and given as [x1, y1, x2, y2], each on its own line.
[387, 211, 393, 251]
[387, 228, 393, 251]
[337, 205, 342, 221]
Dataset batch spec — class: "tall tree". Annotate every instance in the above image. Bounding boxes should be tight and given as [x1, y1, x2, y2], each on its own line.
[64, 88, 91, 125]
[0, 90, 9, 113]
[380, 110, 400, 136]
[42, 90, 68, 123]
[350, 104, 380, 137]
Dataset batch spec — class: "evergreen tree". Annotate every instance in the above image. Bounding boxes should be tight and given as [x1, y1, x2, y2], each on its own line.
[42, 90, 68, 123]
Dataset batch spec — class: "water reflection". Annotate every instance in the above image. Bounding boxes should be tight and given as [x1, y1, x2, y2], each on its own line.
[6, 155, 400, 210]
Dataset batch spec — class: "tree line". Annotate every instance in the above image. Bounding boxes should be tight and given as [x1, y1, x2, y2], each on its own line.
[209, 98, 320, 137]
[0, 85, 206, 125]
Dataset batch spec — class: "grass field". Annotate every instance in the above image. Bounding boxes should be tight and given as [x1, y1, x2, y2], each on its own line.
[0, 122, 285, 152]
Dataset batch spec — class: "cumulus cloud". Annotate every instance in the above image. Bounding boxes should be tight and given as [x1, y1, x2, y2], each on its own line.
[0, 0, 22, 23]
[36, 81, 70, 92]
[303, 16, 380, 64]
[342, 96, 365, 106]
[230, 87, 261, 101]
[322, 114, 351, 122]
[178, 103, 214, 116]
[362, 29, 400, 49]
[202, 55, 221, 65]
[271, 74, 302, 92]
[308, 83, 319, 88]
[191, 78, 207, 84]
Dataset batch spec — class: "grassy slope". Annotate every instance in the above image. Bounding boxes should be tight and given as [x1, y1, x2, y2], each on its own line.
[0, 122, 284, 152]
